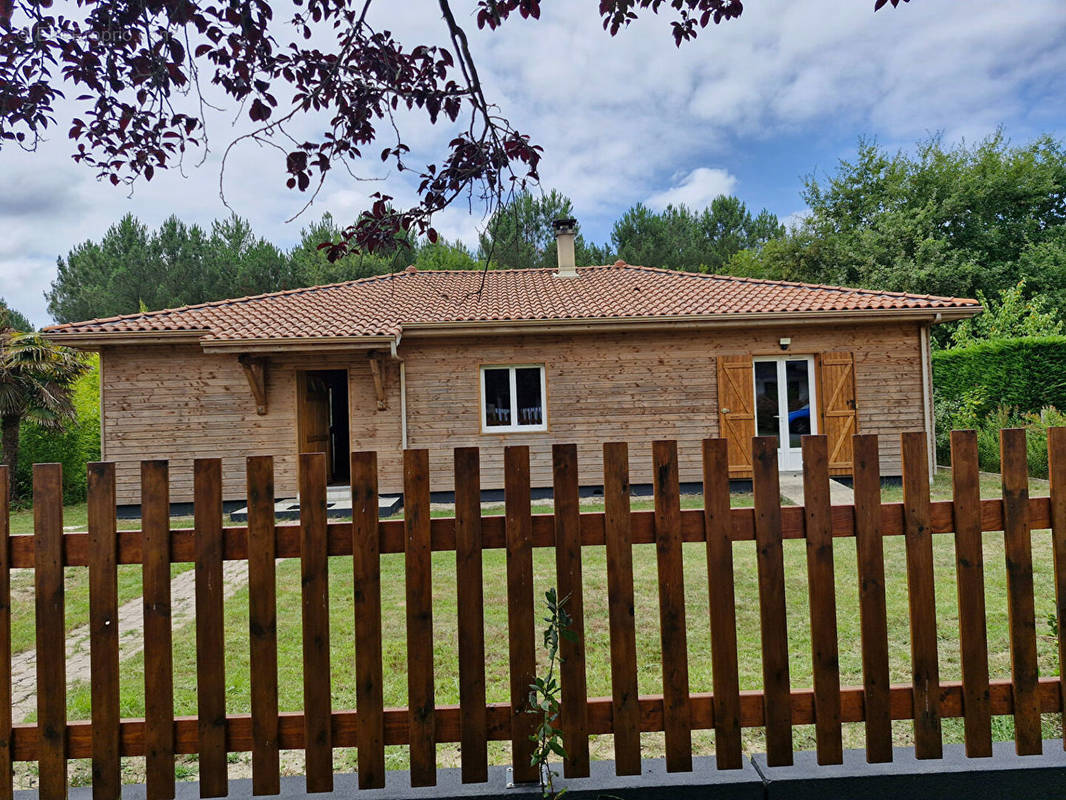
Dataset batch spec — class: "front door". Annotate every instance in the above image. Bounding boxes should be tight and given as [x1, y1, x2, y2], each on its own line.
[753, 356, 817, 472]
[297, 370, 351, 484]
[297, 371, 332, 463]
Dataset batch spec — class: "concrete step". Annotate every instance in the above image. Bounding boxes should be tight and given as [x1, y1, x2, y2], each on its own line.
[229, 488, 401, 522]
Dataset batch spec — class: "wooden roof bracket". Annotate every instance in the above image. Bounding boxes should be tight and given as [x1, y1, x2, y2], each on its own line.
[368, 351, 388, 411]
[237, 354, 269, 415]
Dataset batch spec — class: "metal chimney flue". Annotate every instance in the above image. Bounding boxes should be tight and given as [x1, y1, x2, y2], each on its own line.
[553, 218, 578, 278]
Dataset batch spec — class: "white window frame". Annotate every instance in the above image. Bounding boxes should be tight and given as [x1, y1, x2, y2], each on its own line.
[752, 354, 817, 472]
[480, 364, 548, 433]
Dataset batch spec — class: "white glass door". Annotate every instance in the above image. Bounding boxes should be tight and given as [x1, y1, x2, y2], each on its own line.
[753, 356, 817, 471]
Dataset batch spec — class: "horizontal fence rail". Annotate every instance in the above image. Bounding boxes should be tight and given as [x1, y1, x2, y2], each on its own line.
[0, 428, 1064, 799]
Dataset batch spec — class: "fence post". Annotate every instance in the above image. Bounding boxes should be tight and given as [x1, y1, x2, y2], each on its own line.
[454, 447, 487, 784]
[901, 432, 942, 760]
[504, 446, 537, 784]
[950, 430, 992, 757]
[88, 462, 120, 798]
[194, 458, 227, 797]
[752, 436, 792, 767]
[802, 435, 842, 765]
[653, 440, 692, 773]
[403, 449, 436, 787]
[246, 456, 280, 795]
[35, 464, 67, 800]
[352, 451, 386, 789]
[703, 438, 742, 770]
[851, 434, 892, 763]
[0, 466, 11, 800]
[602, 443, 641, 776]
[1000, 428, 1041, 755]
[1048, 427, 1066, 750]
[300, 452, 333, 793]
[141, 460, 174, 800]
[553, 444, 589, 778]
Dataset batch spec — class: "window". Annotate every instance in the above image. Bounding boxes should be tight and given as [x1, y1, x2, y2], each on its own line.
[481, 365, 547, 432]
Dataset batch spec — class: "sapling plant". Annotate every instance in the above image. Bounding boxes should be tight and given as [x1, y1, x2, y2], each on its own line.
[528, 588, 576, 799]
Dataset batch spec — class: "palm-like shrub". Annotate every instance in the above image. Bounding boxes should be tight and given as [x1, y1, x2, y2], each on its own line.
[0, 331, 88, 499]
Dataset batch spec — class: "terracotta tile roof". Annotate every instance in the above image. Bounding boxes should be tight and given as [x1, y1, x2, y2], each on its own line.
[43, 263, 981, 341]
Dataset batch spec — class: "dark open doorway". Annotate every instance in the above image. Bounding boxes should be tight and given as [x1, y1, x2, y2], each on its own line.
[296, 369, 351, 485]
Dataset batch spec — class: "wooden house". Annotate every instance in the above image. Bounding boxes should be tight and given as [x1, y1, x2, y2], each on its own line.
[44, 223, 981, 505]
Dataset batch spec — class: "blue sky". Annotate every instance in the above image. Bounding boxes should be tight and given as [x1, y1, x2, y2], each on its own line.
[2, 0, 1065, 326]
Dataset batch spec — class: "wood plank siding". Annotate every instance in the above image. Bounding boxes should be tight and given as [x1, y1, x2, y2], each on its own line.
[100, 322, 925, 503]
[100, 347, 401, 504]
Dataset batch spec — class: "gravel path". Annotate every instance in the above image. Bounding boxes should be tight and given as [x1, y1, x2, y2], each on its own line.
[11, 560, 249, 723]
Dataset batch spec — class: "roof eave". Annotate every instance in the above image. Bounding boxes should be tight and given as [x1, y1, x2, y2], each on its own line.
[41, 330, 208, 350]
[199, 335, 397, 353]
[399, 306, 982, 337]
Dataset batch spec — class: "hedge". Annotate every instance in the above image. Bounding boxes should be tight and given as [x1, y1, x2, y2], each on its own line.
[932, 335, 1066, 416]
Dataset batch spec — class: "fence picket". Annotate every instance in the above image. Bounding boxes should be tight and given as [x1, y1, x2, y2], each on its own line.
[246, 456, 281, 795]
[802, 436, 842, 765]
[9, 429, 1066, 790]
[752, 437, 793, 766]
[1000, 428, 1041, 755]
[949, 431, 992, 757]
[141, 460, 175, 799]
[404, 449, 437, 787]
[299, 452, 333, 793]
[852, 434, 892, 763]
[1049, 427, 1066, 749]
[35, 464, 67, 800]
[87, 463, 120, 799]
[901, 432, 942, 759]
[194, 459, 227, 797]
[553, 444, 590, 778]
[702, 438, 742, 770]
[602, 443, 641, 776]
[653, 440, 692, 773]
[504, 446, 538, 784]
[454, 447, 488, 783]
[352, 452, 386, 789]
[0, 467, 9, 800]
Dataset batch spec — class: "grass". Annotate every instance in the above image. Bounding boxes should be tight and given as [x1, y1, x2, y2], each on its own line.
[7, 507, 195, 663]
[10, 472, 1064, 787]
[879, 465, 1051, 504]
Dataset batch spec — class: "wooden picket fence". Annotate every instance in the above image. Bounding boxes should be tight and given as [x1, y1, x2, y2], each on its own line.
[1, 428, 1066, 799]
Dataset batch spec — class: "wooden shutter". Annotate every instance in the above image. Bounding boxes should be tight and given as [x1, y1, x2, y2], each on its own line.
[717, 355, 755, 476]
[817, 352, 858, 474]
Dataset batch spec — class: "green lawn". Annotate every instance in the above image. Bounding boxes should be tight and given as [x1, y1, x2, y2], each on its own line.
[7, 509, 195, 661]
[10, 473, 1063, 788]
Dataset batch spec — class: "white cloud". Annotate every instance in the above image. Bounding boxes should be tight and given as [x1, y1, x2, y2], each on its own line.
[646, 168, 739, 211]
[781, 208, 812, 232]
[1, 0, 1065, 324]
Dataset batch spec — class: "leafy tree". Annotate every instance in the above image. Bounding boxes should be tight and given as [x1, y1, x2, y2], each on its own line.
[204, 215, 295, 298]
[729, 133, 1066, 324]
[0, 1, 908, 259]
[0, 300, 32, 332]
[47, 214, 295, 322]
[48, 214, 154, 323]
[410, 238, 480, 271]
[611, 196, 783, 271]
[0, 332, 88, 499]
[948, 281, 1065, 348]
[290, 213, 411, 286]
[479, 190, 610, 269]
